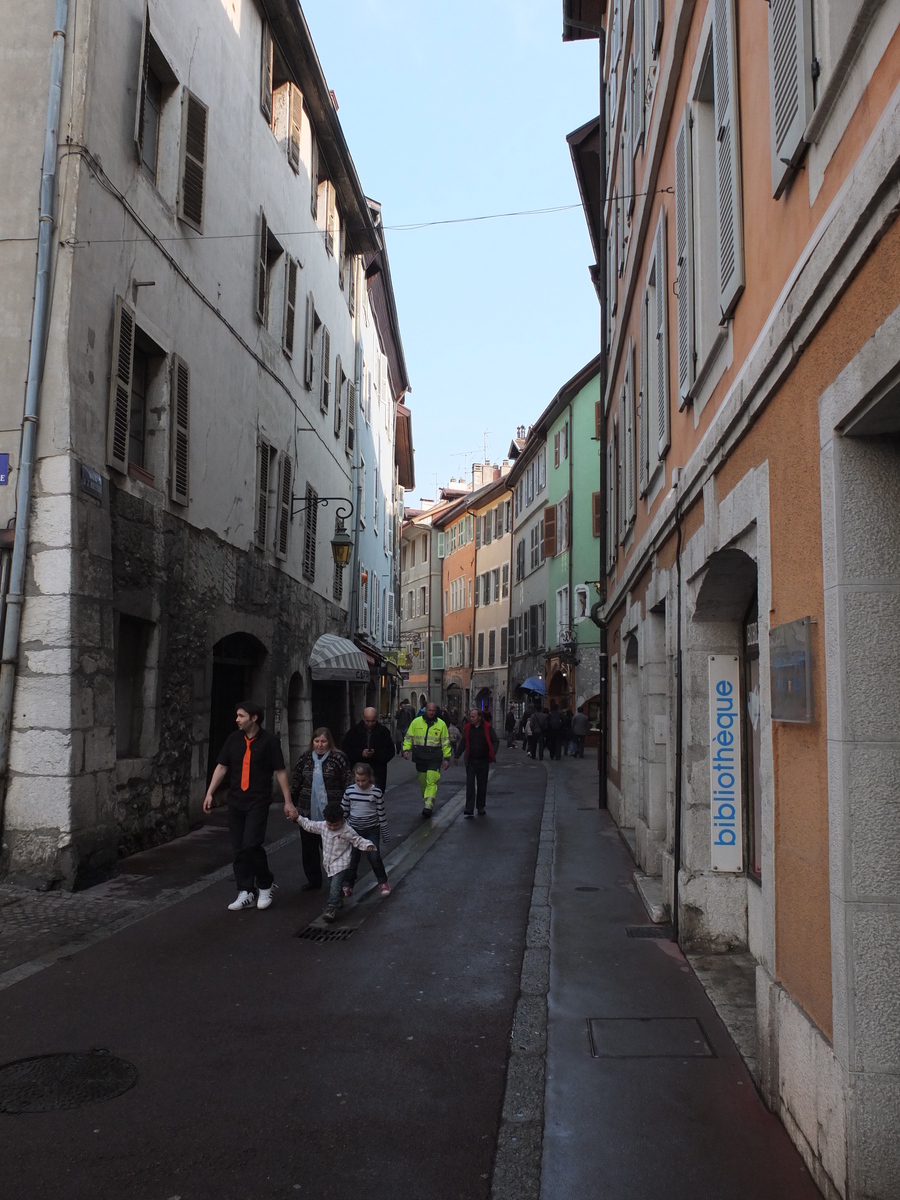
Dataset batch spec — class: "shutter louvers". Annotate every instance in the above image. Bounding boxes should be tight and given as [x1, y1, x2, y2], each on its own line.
[134, 1, 150, 162]
[256, 443, 271, 548]
[107, 297, 135, 473]
[320, 327, 330, 412]
[304, 292, 315, 387]
[675, 108, 695, 408]
[260, 21, 273, 122]
[639, 288, 650, 495]
[592, 492, 603, 537]
[543, 506, 557, 559]
[655, 212, 670, 458]
[713, 0, 745, 318]
[256, 209, 268, 323]
[170, 355, 190, 505]
[288, 84, 302, 173]
[276, 454, 292, 560]
[283, 257, 298, 356]
[346, 381, 356, 454]
[768, 0, 814, 198]
[633, 0, 645, 151]
[302, 485, 317, 581]
[334, 357, 342, 437]
[178, 92, 208, 232]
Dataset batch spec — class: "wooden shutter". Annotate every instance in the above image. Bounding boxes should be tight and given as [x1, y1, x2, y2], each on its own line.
[625, 345, 636, 524]
[768, 0, 814, 198]
[639, 287, 650, 495]
[304, 292, 315, 387]
[674, 107, 695, 407]
[346, 381, 356, 454]
[333, 357, 343, 437]
[654, 211, 670, 458]
[106, 296, 135, 473]
[256, 442, 271, 547]
[633, 0, 645, 151]
[544, 505, 557, 559]
[288, 84, 302, 173]
[178, 91, 208, 232]
[348, 256, 357, 316]
[320, 326, 330, 412]
[170, 355, 190, 505]
[256, 209, 268, 323]
[260, 20, 273, 122]
[431, 640, 444, 670]
[134, 1, 150, 161]
[325, 183, 336, 256]
[283, 257, 298, 357]
[302, 484, 317, 581]
[554, 431, 560, 467]
[276, 454, 292, 560]
[713, 0, 745, 318]
[592, 491, 603, 537]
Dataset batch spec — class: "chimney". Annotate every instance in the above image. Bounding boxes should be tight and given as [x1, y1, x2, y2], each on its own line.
[500, 459, 512, 477]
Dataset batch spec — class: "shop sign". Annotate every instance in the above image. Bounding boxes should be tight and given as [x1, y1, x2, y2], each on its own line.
[708, 655, 743, 873]
[770, 617, 813, 723]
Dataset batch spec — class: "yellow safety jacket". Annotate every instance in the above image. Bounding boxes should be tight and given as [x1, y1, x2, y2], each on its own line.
[403, 715, 451, 769]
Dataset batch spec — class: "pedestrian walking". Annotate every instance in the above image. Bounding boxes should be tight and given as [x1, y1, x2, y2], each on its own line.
[570, 707, 591, 758]
[455, 707, 500, 817]
[294, 802, 375, 922]
[395, 698, 413, 753]
[402, 700, 451, 817]
[204, 700, 293, 912]
[290, 728, 352, 890]
[561, 707, 573, 755]
[546, 701, 563, 760]
[342, 707, 396, 793]
[529, 703, 548, 760]
[341, 762, 390, 896]
[504, 707, 517, 749]
[518, 703, 533, 751]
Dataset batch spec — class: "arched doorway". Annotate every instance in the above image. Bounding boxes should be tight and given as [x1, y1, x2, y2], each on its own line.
[475, 686, 492, 714]
[206, 633, 267, 784]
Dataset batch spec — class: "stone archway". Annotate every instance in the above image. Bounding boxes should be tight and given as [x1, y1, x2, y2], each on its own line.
[206, 632, 268, 784]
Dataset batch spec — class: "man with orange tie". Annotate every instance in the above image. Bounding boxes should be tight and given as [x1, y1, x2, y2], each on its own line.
[203, 700, 294, 912]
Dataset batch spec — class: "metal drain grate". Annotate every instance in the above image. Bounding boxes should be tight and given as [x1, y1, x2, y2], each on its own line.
[625, 924, 674, 939]
[0, 1050, 138, 1113]
[295, 924, 354, 943]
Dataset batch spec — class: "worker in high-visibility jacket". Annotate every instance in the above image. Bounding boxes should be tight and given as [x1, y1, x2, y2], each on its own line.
[402, 700, 452, 818]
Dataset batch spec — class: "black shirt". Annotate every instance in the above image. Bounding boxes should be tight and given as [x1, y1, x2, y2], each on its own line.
[216, 728, 285, 805]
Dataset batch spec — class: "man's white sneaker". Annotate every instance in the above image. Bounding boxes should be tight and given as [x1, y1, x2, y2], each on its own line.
[256, 885, 275, 910]
[227, 890, 256, 911]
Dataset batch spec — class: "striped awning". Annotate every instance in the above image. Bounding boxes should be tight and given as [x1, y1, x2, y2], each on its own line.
[309, 634, 371, 682]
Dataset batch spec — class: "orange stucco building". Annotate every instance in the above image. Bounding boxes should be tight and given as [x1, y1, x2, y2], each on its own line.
[568, 0, 900, 1193]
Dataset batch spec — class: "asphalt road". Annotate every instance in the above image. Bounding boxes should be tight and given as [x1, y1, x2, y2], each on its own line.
[0, 753, 544, 1200]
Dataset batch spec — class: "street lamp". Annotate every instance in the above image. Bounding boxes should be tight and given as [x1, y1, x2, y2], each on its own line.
[290, 495, 355, 567]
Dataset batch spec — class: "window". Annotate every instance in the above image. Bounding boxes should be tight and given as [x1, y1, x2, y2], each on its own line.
[282, 257, 299, 358]
[641, 209, 669, 479]
[260, 18, 274, 121]
[768, 0, 813, 198]
[444, 589, 449, 615]
[500, 626, 508, 665]
[464, 634, 471, 667]
[345, 379, 356, 455]
[575, 585, 590, 622]
[129, 342, 151, 471]
[488, 630, 496, 666]
[492, 569, 500, 603]
[170, 355, 190, 505]
[544, 506, 557, 559]
[501, 564, 509, 599]
[422, 536, 428, 563]
[431, 640, 444, 670]
[419, 586, 428, 616]
[477, 632, 485, 668]
[275, 454, 293, 560]
[304, 293, 317, 389]
[134, 10, 177, 187]
[359, 458, 366, 525]
[557, 496, 569, 553]
[177, 90, 208, 233]
[272, 82, 303, 173]
[301, 483, 317, 580]
[319, 324, 331, 413]
[309, 127, 319, 219]
[516, 539, 526, 582]
[359, 565, 369, 633]
[530, 524, 541, 571]
[373, 480, 379, 534]
[255, 209, 284, 327]
[409, 539, 416, 568]
[255, 440, 274, 549]
[116, 614, 155, 759]
[333, 357, 344, 438]
[556, 586, 570, 646]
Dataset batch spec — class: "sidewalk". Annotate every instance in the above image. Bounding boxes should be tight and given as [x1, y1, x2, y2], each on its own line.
[534, 756, 821, 1199]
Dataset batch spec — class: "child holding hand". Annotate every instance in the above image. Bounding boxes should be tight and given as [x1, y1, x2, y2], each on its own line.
[341, 762, 390, 897]
[295, 801, 375, 922]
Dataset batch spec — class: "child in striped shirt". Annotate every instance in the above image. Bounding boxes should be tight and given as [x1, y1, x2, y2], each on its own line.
[341, 762, 390, 897]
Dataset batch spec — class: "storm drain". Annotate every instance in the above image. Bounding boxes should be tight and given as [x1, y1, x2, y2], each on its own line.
[625, 924, 674, 939]
[0, 1050, 138, 1113]
[295, 924, 354, 943]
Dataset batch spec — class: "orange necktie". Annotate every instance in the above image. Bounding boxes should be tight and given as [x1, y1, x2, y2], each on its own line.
[241, 735, 256, 791]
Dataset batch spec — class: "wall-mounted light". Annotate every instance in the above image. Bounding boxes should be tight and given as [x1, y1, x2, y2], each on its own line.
[291, 495, 355, 567]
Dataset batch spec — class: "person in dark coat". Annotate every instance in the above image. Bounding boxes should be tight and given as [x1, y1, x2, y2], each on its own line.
[291, 728, 352, 890]
[504, 707, 517, 748]
[395, 699, 413, 752]
[341, 707, 396, 793]
[455, 707, 500, 816]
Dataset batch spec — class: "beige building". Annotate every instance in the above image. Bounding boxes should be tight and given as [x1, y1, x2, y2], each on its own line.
[470, 474, 513, 716]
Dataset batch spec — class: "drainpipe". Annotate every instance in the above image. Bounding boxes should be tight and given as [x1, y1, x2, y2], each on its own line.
[0, 0, 69, 848]
[672, 507, 685, 942]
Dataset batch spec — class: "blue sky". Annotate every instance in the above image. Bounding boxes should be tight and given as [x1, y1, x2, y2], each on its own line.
[302, 1, 601, 505]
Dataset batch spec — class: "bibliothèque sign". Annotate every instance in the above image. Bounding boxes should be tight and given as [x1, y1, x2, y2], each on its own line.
[708, 655, 743, 873]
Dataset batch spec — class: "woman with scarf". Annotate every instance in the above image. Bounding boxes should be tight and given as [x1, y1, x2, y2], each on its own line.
[290, 727, 352, 890]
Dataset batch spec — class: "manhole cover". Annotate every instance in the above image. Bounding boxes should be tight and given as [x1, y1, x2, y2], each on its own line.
[625, 924, 674, 939]
[588, 1018, 714, 1058]
[295, 924, 354, 943]
[0, 1050, 138, 1113]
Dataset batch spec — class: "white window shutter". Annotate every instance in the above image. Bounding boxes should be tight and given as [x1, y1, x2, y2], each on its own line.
[346, 381, 356, 455]
[674, 107, 695, 408]
[170, 355, 190, 505]
[288, 84, 303, 173]
[654, 211, 671, 458]
[276, 454, 292, 560]
[768, 0, 814, 198]
[304, 292, 315, 387]
[320, 326, 330, 412]
[178, 91, 208, 233]
[283, 257, 298, 357]
[134, 1, 150, 162]
[713, 0, 745, 318]
[639, 288, 649, 496]
[431, 641, 444, 670]
[256, 208, 268, 324]
[437, 531, 445, 558]
[334, 356, 343, 437]
[106, 296, 135, 474]
[633, 0, 645, 152]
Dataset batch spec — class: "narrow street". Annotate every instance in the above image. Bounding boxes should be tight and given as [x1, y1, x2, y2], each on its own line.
[0, 752, 820, 1200]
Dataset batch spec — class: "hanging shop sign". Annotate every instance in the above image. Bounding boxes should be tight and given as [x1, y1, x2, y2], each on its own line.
[770, 617, 813, 723]
[708, 655, 743, 873]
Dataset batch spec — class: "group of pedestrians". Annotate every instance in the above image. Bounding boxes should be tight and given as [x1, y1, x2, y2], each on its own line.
[509, 700, 591, 760]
